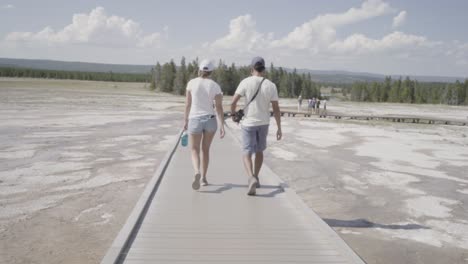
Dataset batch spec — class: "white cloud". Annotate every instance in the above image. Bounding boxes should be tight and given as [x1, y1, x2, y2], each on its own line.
[271, 0, 394, 50]
[1, 1, 466, 77]
[329, 31, 432, 54]
[4, 7, 164, 48]
[450, 42, 468, 65]
[209, 1, 431, 58]
[2, 4, 14, 9]
[208, 14, 271, 52]
[202, 0, 468, 76]
[392, 11, 407, 29]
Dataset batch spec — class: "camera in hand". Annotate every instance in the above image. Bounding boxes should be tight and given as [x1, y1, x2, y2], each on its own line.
[232, 109, 244, 123]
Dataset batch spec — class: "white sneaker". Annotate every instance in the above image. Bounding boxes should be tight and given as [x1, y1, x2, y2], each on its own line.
[254, 175, 261, 188]
[192, 173, 201, 190]
[201, 178, 208, 186]
[247, 177, 258, 196]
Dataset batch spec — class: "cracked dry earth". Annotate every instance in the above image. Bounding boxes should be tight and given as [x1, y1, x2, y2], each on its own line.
[2, 78, 468, 264]
[0, 79, 183, 264]
[261, 116, 468, 264]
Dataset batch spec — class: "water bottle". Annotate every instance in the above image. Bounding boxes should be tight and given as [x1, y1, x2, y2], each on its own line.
[181, 131, 188, 147]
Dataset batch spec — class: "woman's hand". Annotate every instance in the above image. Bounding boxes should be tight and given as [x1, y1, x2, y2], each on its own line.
[183, 119, 188, 131]
[220, 126, 225, 139]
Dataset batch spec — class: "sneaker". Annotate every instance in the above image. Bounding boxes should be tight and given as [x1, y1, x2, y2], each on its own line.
[254, 175, 261, 188]
[247, 177, 258, 196]
[201, 177, 208, 186]
[192, 173, 201, 190]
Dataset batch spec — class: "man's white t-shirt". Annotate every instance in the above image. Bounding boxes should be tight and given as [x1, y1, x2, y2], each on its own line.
[187, 77, 222, 118]
[235, 76, 279, 127]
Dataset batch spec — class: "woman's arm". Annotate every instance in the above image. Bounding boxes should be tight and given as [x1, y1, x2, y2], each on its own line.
[214, 94, 225, 138]
[184, 90, 192, 130]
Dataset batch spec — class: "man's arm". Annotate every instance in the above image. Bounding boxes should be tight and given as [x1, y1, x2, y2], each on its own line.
[271, 100, 282, 140]
[231, 94, 242, 120]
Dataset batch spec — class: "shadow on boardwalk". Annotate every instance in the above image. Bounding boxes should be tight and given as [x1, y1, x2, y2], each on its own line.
[199, 183, 285, 197]
[323, 218, 429, 230]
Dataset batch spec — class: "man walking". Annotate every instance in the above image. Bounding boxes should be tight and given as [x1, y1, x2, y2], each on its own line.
[231, 56, 282, 196]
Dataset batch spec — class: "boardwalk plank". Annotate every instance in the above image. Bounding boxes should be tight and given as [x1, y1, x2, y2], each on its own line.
[109, 132, 365, 264]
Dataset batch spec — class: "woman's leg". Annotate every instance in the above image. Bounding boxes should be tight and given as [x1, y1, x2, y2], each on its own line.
[201, 131, 216, 183]
[190, 133, 203, 190]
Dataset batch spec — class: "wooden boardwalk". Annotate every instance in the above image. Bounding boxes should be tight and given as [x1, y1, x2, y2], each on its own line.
[273, 110, 467, 126]
[101, 131, 365, 264]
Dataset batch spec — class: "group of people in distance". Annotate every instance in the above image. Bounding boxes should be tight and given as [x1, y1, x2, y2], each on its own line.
[297, 95, 327, 115]
[183, 56, 282, 196]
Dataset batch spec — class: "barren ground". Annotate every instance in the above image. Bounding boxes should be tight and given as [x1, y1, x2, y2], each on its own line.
[1, 78, 468, 264]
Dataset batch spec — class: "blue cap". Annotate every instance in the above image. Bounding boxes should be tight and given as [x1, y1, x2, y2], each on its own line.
[251, 56, 265, 67]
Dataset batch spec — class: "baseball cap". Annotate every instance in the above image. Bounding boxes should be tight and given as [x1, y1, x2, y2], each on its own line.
[251, 56, 265, 67]
[199, 59, 215, 72]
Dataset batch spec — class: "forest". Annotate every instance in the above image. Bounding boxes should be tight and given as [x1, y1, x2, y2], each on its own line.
[2, 57, 467, 106]
[151, 57, 468, 105]
[0, 67, 150, 83]
[150, 57, 321, 99]
[344, 77, 468, 105]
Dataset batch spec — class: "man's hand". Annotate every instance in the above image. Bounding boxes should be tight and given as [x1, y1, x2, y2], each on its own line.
[276, 128, 282, 141]
[231, 113, 236, 122]
[231, 94, 241, 124]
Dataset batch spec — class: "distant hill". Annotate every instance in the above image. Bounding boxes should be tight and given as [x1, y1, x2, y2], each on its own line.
[296, 69, 466, 84]
[295, 69, 384, 83]
[1, 57, 465, 83]
[0, 58, 152, 74]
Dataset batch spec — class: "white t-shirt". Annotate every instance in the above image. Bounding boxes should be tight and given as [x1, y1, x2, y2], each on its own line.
[187, 77, 222, 118]
[235, 76, 279, 127]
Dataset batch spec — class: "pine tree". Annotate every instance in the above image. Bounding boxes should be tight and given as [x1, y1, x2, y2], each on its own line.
[279, 73, 290, 97]
[174, 57, 188, 95]
[160, 60, 177, 93]
[464, 80, 468, 104]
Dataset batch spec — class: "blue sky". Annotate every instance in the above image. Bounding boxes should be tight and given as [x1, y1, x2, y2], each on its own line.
[1, 0, 467, 77]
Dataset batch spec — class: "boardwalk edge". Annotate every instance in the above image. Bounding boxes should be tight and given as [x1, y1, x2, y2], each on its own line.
[100, 130, 183, 264]
[226, 123, 366, 263]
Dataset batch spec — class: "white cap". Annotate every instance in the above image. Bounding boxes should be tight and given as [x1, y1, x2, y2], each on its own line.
[199, 59, 214, 72]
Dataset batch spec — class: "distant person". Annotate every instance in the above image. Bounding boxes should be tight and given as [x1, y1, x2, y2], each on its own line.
[315, 99, 320, 114]
[184, 59, 225, 190]
[231, 56, 282, 196]
[321, 99, 327, 117]
[307, 98, 313, 114]
[297, 95, 303, 111]
[311, 97, 316, 113]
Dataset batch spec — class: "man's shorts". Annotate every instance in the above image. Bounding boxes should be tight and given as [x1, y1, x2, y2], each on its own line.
[188, 115, 217, 134]
[241, 125, 269, 154]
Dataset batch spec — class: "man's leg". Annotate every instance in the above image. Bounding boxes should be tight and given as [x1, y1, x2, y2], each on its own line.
[241, 126, 258, 195]
[254, 151, 263, 187]
[254, 125, 269, 188]
[243, 153, 255, 178]
[243, 153, 258, 195]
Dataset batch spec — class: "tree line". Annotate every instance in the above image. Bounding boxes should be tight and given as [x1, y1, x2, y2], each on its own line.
[3, 59, 467, 106]
[0, 67, 151, 83]
[345, 77, 468, 105]
[150, 57, 321, 98]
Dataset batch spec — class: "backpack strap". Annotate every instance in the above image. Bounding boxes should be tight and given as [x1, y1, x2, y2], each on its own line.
[243, 77, 266, 110]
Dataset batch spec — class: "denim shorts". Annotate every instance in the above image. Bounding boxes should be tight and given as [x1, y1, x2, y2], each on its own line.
[241, 125, 269, 154]
[188, 115, 217, 134]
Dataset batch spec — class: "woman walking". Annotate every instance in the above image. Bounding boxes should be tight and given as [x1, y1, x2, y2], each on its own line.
[183, 59, 225, 190]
